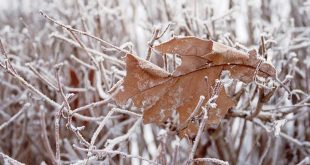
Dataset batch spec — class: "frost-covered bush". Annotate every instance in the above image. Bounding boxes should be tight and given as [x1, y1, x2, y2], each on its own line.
[0, 0, 309, 164]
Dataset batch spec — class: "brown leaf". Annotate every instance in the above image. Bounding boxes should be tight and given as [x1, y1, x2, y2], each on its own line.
[110, 36, 276, 137]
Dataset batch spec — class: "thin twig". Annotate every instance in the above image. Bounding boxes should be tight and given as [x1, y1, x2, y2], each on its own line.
[156, 23, 172, 39]
[246, 88, 275, 120]
[144, 21, 172, 61]
[282, 95, 310, 114]
[40, 11, 129, 54]
[0, 103, 31, 131]
[55, 104, 64, 165]
[187, 106, 208, 165]
[40, 106, 56, 164]
[66, 29, 99, 69]
[88, 109, 115, 155]
[26, 63, 59, 91]
[188, 80, 222, 164]
[172, 143, 179, 165]
[297, 156, 310, 165]
[112, 108, 142, 117]
[194, 158, 229, 165]
[178, 95, 205, 131]
[69, 124, 90, 147]
[0, 39, 17, 74]
[56, 64, 71, 112]
[104, 118, 141, 150]
[252, 119, 310, 149]
[0, 54, 103, 122]
[258, 135, 271, 165]
[51, 33, 125, 66]
[0, 152, 25, 165]
[146, 28, 160, 61]
[70, 55, 97, 70]
[99, 60, 110, 89]
[73, 145, 159, 165]
[71, 97, 112, 114]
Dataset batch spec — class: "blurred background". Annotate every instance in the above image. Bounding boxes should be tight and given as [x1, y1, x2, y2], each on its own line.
[0, 0, 309, 164]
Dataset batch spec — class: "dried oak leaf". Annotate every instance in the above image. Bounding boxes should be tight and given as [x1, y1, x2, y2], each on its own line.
[110, 36, 276, 136]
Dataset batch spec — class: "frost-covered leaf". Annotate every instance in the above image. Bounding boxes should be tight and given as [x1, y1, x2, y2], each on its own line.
[110, 36, 276, 137]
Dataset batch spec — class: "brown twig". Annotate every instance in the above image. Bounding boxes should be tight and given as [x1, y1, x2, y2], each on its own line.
[188, 80, 222, 164]
[246, 87, 275, 120]
[178, 95, 205, 132]
[146, 24, 171, 61]
[40, 106, 57, 164]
